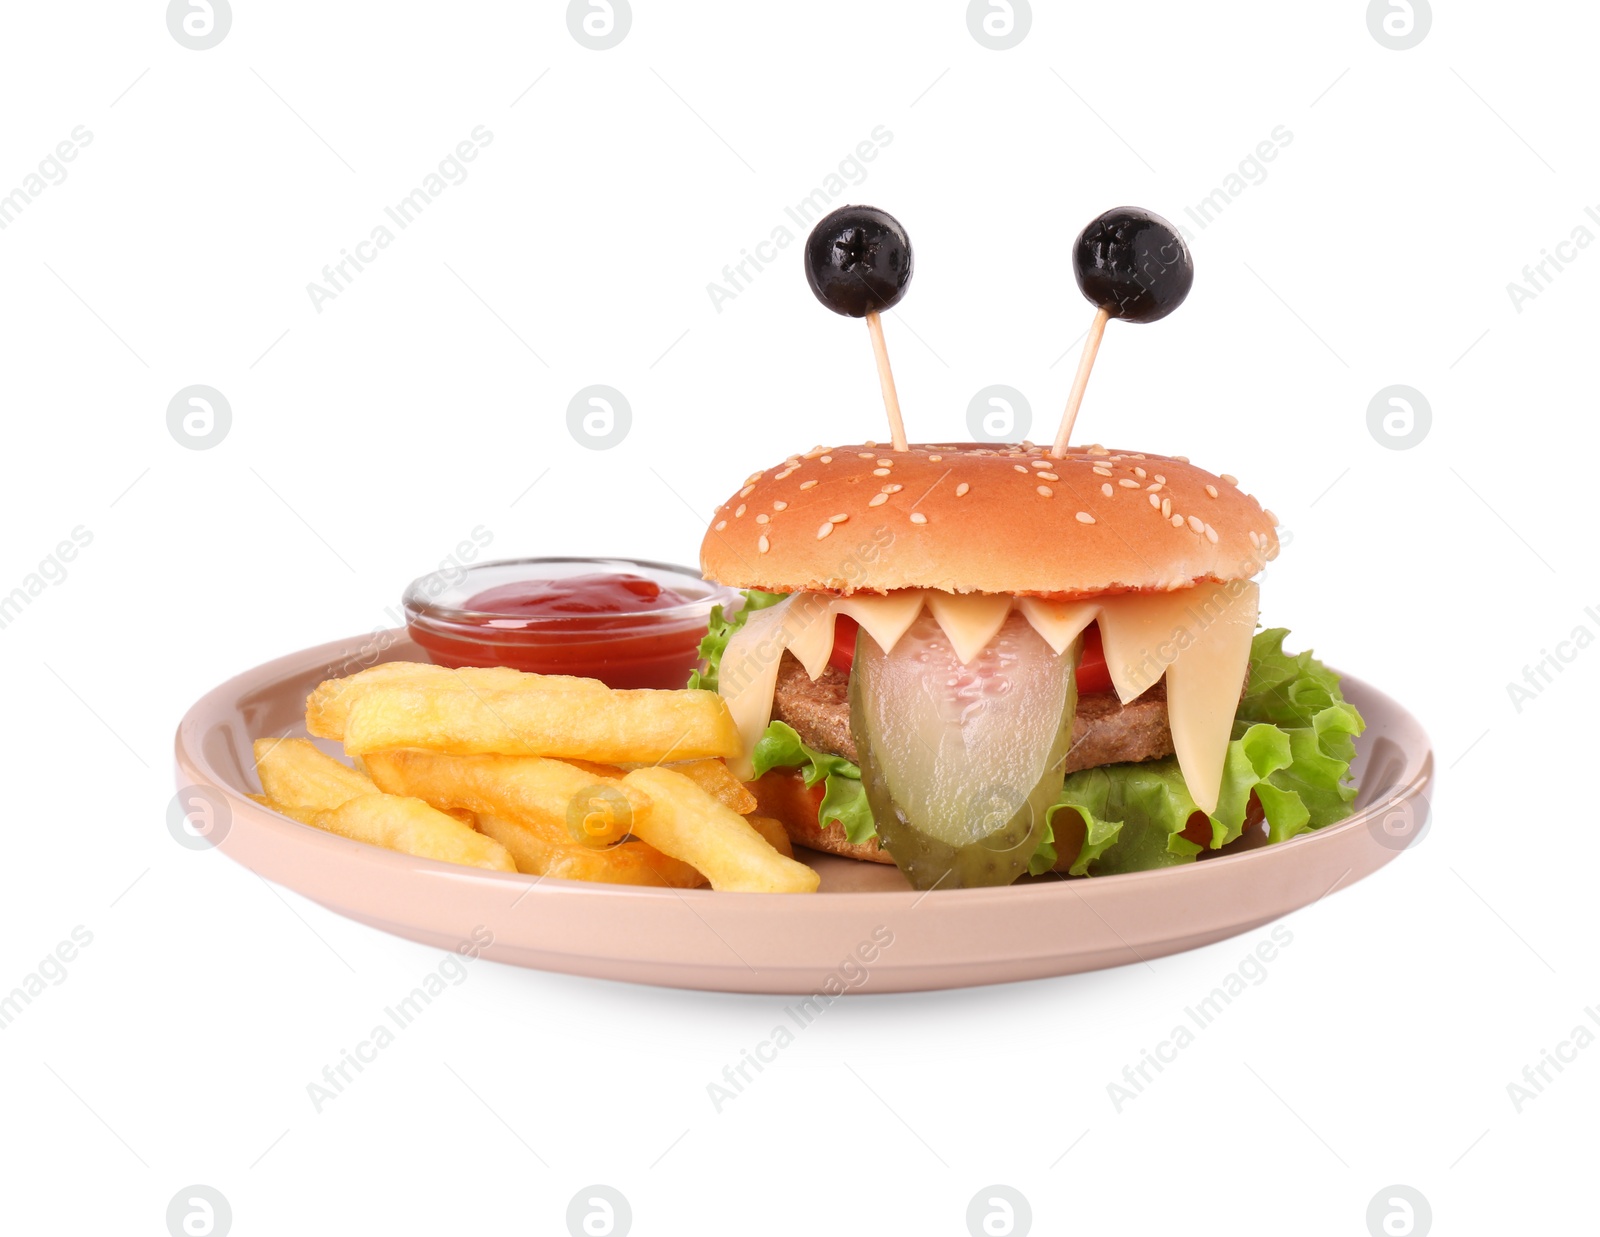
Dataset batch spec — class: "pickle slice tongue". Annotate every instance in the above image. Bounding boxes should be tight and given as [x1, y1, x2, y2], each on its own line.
[850, 610, 1078, 890]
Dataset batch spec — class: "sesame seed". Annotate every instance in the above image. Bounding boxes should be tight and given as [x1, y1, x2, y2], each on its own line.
[735, 504, 746, 518]
[876, 459, 892, 468]
[1118, 479, 1140, 489]
[1134, 467, 1147, 479]
[1170, 513, 1184, 528]
[773, 500, 787, 511]
[1264, 508, 1279, 526]
[928, 454, 942, 462]
[757, 535, 770, 553]
[865, 440, 877, 448]
[756, 513, 770, 524]
[1075, 511, 1096, 524]
[1014, 464, 1029, 473]
[1092, 466, 1112, 477]
[1161, 498, 1172, 519]
[858, 452, 875, 459]
[1146, 482, 1163, 493]
[910, 511, 928, 525]
[816, 523, 834, 540]
[799, 479, 818, 490]
[955, 482, 970, 497]
[1037, 485, 1053, 497]
[1088, 445, 1109, 456]
[1031, 460, 1051, 469]
[1249, 530, 1261, 547]
[1204, 524, 1219, 544]
[739, 485, 755, 498]
[872, 468, 891, 476]
[829, 513, 849, 523]
[1148, 492, 1161, 508]
[1037, 472, 1059, 481]
[1173, 455, 1189, 463]
[1221, 473, 1238, 486]
[1187, 515, 1204, 534]
[1205, 484, 1218, 499]
[745, 472, 763, 485]
[775, 468, 796, 480]
[868, 493, 888, 507]
[715, 520, 727, 531]
[884, 483, 903, 493]
[1154, 474, 1166, 485]
[1102, 483, 1114, 497]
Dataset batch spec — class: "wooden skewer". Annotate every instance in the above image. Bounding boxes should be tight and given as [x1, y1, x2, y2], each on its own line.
[1050, 306, 1111, 459]
[864, 310, 908, 452]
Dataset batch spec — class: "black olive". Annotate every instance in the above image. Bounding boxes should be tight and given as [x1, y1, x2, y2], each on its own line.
[1073, 206, 1193, 323]
[803, 205, 913, 318]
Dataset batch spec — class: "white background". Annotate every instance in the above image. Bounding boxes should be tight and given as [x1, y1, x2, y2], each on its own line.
[2, 1, 1593, 1234]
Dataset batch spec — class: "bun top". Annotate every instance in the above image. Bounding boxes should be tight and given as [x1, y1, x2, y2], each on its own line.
[699, 443, 1280, 597]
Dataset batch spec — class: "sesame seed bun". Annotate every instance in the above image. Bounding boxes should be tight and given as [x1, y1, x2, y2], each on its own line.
[700, 443, 1279, 597]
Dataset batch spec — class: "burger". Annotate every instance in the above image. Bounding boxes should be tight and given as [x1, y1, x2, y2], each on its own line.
[691, 441, 1365, 890]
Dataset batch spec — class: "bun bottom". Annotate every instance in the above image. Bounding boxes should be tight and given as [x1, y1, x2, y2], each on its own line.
[745, 770, 896, 865]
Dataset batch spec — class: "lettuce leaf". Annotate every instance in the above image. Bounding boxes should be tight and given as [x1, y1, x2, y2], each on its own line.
[750, 721, 876, 845]
[687, 589, 875, 846]
[1035, 628, 1365, 877]
[686, 589, 787, 692]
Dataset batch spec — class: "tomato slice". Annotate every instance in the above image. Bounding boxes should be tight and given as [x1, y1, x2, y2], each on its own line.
[1077, 622, 1112, 695]
[828, 615, 859, 677]
[826, 614, 1114, 695]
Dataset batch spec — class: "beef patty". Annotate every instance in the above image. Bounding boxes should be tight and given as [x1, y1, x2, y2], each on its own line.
[769, 650, 1185, 775]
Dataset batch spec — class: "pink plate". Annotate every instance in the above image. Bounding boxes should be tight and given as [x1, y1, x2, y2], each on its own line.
[174, 633, 1432, 994]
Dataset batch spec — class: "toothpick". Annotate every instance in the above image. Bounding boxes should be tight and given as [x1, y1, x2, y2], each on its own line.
[864, 310, 908, 452]
[1050, 306, 1110, 459]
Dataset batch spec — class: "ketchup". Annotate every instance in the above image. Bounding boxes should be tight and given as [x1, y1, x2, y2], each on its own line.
[465, 574, 692, 620]
[407, 572, 711, 690]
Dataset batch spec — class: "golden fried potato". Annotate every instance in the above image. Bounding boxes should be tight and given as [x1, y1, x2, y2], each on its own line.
[652, 759, 758, 815]
[272, 793, 514, 871]
[362, 750, 652, 841]
[254, 737, 376, 811]
[621, 768, 819, 894]
[340, 683, 740, 763]
[743, 814, 794, 859]
[475, 813, 706, 888]
[305, 661, 601, 739]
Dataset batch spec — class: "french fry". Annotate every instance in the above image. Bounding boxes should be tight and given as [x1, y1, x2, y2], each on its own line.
[254, 738, 513, 870]
[363, 749, 706, 886]
[622, 768, 819, 894]
[254, 737, 376, 811]
[362, 750, 652, 841]
[643, 759, 758, 815]
[305, 661, 602, 740]
[743, 814, 794, 859]
[340, 683, 740, 762]
[475, 813, 706, 888]
[271, 793, 515, 872]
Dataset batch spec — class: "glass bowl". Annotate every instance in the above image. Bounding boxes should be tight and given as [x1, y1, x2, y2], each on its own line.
[402, 557, 738, 690]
